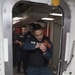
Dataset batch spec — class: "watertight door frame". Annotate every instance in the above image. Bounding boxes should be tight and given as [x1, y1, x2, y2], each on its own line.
[0, 0, 71, 75]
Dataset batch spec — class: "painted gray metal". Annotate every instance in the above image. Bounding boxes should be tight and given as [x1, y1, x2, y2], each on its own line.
[67, 0, 75, 2]
[0, 0, 5, 75]
[58, 0, 71, 74]
[26, 0, 49, 4]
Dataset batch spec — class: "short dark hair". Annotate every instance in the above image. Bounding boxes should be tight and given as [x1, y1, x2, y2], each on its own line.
[33, 24, 42, 32]
[22, 26, 27, 28]
[29, 23, 35, 29]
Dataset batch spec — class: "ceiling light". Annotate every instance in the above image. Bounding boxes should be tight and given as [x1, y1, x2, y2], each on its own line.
[50, 13, 63, 16]
[13, 17, 23, 20]
[13, 20, 20, 24]
[41, 18, 54, 21]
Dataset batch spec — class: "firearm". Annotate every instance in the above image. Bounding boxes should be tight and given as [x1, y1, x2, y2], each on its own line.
[44, 40, 51, 48]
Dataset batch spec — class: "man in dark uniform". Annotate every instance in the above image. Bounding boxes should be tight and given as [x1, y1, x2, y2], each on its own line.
[15, 26, 28, 73]
[20, 26, 30, 75]
[23, 24, 53, 75]
[22, 24, 35, 75]
[16, 24, 34, 74]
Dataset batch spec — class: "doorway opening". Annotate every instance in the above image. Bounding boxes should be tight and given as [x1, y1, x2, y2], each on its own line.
[12, 1, 63, 75]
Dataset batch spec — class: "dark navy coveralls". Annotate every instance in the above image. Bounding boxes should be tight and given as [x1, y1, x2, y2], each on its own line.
[23, 36, 53, 75]
[17, 32, 31, 73]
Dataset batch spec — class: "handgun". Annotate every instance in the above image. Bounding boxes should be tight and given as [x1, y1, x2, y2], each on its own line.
[44, 40, 51, 48]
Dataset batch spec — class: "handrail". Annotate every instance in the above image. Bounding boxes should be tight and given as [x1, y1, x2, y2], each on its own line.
[66, 40, 75, 68]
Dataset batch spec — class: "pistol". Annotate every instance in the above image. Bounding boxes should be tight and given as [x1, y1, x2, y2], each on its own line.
[44, 40, 51, 48]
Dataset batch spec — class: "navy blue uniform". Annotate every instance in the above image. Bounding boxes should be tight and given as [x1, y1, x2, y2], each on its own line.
[23, 36, 53, 75]
[14, 33, 23, 72]
[17, 32, 31, 74]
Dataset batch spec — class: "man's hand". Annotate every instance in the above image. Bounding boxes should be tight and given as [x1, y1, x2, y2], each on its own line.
[15, 40, 22, 46]
[39, 43, 47, 53]
[35, 43, 41, 48]
[44, 40, 51, 48]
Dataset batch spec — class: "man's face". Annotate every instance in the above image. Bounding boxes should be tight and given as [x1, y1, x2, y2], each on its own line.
[33, 29, 44, 41]
[22, 27, 27, 34]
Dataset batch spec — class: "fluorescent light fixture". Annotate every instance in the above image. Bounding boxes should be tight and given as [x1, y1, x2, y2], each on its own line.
[41, 18, 54, 21]
[13, 20, 20, 24]
[13, 17, 23, 20]
[50, 13, 63, 16]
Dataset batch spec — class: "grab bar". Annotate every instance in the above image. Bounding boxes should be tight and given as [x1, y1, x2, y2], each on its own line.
[66, 40, 75, 68]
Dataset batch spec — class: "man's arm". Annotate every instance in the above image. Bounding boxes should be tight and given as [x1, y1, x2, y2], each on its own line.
[42, 44, 53, 60]
[23, 37, 40, 50]
[41, 39, 53, 60]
